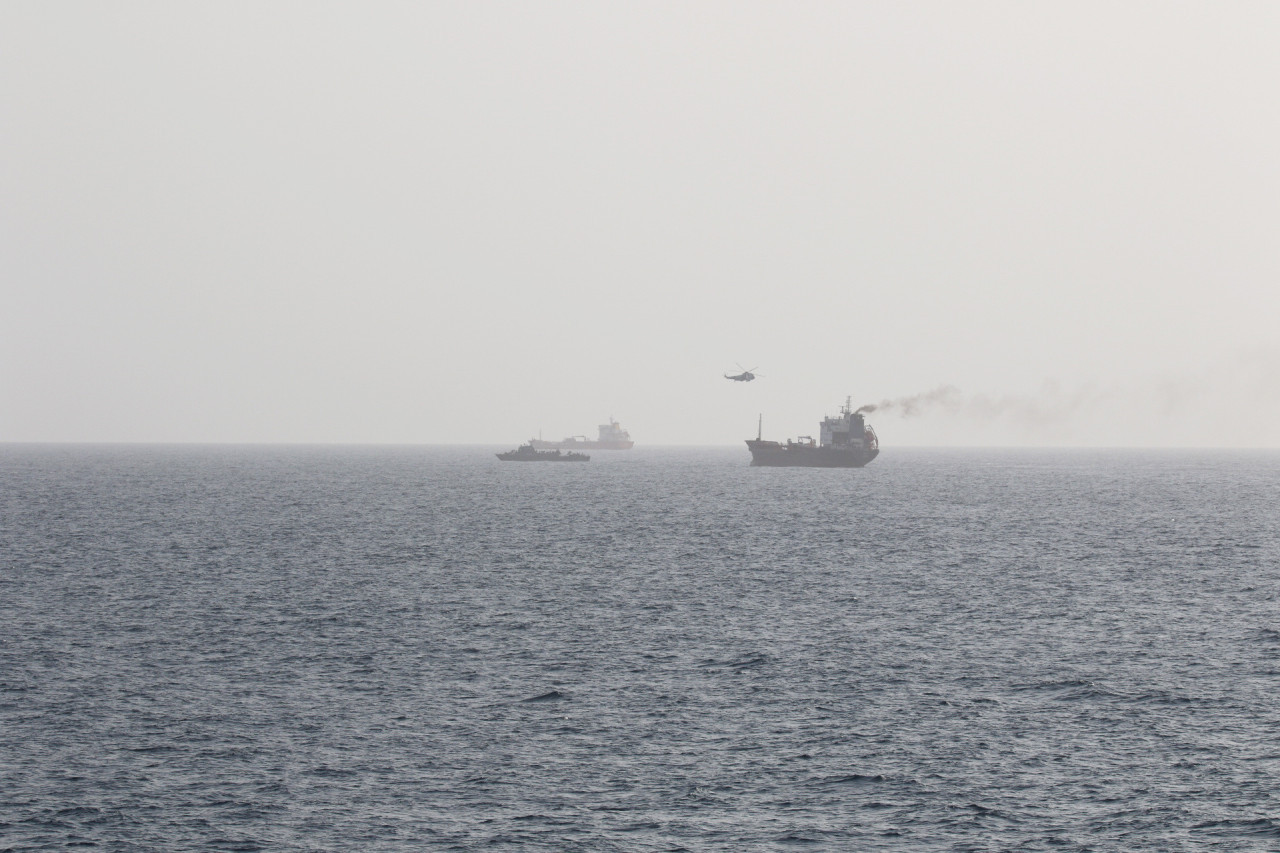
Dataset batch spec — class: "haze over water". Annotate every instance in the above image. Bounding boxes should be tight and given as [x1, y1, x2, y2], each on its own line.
[4, 445, 1278, 850]
[3, 3, 1278, 446]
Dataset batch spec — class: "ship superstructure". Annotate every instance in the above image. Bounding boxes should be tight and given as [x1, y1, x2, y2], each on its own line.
[745, 398, 879, 468]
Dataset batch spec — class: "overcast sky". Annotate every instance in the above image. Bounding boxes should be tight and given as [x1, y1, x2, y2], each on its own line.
[3, 2, 1277, 446]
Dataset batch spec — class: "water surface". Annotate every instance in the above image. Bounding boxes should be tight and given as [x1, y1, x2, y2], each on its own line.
[2, 445, 1278, 850]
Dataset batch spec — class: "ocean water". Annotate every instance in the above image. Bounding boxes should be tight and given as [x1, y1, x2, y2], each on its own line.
[2, 444, 1279, 851]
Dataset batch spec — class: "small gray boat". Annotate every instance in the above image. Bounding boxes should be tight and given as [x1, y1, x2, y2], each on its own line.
[496, 442, 590, 462]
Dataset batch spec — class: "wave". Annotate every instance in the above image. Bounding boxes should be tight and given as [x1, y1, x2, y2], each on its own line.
[522, 690, 570, 702]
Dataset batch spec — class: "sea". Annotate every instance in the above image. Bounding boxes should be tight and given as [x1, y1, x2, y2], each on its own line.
[2, 444, 1279, 852]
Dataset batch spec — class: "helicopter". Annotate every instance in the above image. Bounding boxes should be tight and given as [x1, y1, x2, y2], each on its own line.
[724, 364, 762, 382]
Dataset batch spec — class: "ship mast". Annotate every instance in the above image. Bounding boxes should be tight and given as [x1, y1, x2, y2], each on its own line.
[757, 413, 762, 441]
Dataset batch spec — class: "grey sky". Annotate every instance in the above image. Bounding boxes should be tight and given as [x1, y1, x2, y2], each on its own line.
[3, 2, 1277, 446]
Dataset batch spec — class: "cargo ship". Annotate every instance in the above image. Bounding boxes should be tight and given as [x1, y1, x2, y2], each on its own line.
[530, 418, 634, 450]
[746, 398, 879, 467]
[497, 442, 590, 462]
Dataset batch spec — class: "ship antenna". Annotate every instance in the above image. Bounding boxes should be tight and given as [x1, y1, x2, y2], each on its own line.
[757, 413, 762, 441]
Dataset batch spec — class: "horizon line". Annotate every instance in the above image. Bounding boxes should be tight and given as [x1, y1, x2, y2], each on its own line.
[2, 441, 1279, 451]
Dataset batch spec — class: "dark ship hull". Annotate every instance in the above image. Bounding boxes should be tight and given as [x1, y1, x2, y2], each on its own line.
[745, 440, 878, 468]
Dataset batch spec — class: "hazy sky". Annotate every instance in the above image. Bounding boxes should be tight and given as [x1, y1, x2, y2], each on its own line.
[3, 2, 1278, 446]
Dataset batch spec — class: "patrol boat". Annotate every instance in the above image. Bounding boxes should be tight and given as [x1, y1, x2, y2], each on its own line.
[496, 442, 590, 462]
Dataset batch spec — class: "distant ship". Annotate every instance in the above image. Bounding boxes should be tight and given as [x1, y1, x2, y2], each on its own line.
[746, 398, 879, 468]
[497, 442, 590, 462]
[530, 418, 634, 450]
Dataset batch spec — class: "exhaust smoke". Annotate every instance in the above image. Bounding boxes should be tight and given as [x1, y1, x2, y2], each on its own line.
[855, 383, 1106, 425]
[857, 386, 963, 417]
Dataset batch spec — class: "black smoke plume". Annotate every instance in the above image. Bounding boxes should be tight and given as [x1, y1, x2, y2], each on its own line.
[857, 386, 964, 417]
[855, 383, 1105, 424]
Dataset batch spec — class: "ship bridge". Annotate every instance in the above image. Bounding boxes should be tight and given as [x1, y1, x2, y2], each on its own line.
[819, 397, 870, 449]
